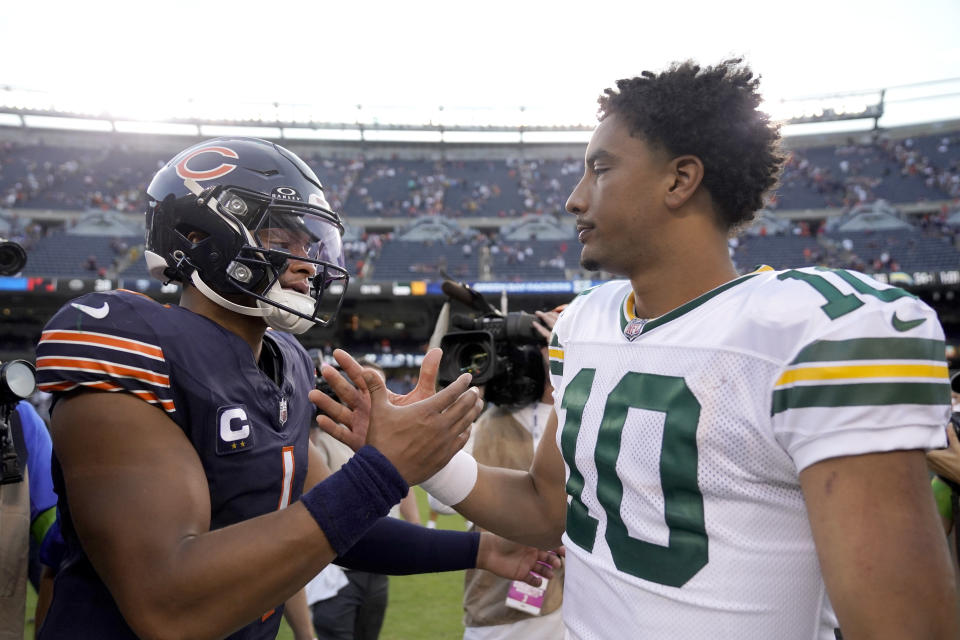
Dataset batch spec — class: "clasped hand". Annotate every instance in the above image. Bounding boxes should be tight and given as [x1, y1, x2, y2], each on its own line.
[309, 348, 483, 485]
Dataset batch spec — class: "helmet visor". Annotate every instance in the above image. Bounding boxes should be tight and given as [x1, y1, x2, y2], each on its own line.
[255, 210, 345, 269]
[216, 186, 349, 327]
[253, 208, 348, 327]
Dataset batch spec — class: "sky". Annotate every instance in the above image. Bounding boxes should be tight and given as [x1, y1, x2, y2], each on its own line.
[2, 0, 959, 130]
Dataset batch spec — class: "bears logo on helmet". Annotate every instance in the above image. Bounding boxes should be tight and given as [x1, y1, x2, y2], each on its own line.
[174, 146, 240, 181]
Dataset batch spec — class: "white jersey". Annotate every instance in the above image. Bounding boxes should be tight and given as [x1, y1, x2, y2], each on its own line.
[548, 267, 950, 640]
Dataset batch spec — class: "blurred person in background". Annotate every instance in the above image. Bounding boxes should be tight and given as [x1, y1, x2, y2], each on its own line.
[459, 306, 566, 640]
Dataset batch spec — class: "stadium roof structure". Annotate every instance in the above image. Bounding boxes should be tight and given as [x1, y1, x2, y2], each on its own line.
[1, 77, 959, 143]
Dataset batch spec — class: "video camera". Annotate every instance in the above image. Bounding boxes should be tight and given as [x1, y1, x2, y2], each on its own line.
[436, 280, 547, 408]
[0, 236, 33, 484]
[0, 360, 37, 485]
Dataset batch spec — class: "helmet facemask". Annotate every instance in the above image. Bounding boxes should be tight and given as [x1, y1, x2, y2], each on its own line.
[148, 179, 349, 333]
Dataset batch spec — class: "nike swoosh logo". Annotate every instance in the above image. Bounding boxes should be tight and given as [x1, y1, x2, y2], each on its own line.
[891, 311, 926, 332]
[71, 301, 110, 319]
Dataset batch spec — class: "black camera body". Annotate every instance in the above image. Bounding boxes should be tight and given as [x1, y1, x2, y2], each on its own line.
[0, 413, 23, 485]
[438, 310, 547, 409]
[0, 236, 33, 484]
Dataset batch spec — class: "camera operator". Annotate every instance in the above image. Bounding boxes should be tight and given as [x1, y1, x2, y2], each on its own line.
[429, 290, 567, 640]
[0, 364, 62, 640]
[459, 307, 566, 640]
[0, 240, 62, 639]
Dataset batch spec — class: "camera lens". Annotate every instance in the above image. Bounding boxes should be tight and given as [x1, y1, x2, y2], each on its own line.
[456, 343, 491, 377]
[0, 360, 36, 401]
[0, 240, 27, 276]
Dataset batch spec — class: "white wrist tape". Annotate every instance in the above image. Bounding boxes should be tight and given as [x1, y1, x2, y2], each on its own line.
[427, 491, 458, 515]
[419, 450, 478, 507]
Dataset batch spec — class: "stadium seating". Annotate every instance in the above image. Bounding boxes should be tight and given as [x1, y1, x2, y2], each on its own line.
[4, 130, 959, 281]
[23, 230, 142, 278]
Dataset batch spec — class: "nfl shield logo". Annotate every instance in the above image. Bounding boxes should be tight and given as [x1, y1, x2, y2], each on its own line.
[624, 318, 647, 341]
[279, 397, 288, 426]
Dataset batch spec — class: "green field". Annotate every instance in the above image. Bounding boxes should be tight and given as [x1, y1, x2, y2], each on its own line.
[25, 488, 470, 640]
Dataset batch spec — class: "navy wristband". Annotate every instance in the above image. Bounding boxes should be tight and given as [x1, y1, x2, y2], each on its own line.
[301, 445, 409, 555]
[336, 517, 481, 574]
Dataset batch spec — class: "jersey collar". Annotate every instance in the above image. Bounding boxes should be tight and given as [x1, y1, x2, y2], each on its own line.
[619, 266, 773, 340]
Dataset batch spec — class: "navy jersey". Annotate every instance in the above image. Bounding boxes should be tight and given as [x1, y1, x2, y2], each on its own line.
[35, 289, 314, 640]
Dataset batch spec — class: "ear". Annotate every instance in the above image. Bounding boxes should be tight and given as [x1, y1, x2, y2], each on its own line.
[664, 155, 705, 210]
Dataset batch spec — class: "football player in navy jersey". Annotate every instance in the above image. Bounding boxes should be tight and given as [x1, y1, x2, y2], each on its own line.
[35, 138, 558, 640]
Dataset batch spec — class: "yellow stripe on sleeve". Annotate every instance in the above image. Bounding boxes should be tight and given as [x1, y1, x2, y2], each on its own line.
[776, 363, 948, 387]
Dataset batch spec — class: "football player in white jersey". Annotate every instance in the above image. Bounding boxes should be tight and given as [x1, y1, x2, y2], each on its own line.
[317, 60, 958, 639]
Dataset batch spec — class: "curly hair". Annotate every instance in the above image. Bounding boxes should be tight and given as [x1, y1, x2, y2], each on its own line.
[597, 59, 784, 230]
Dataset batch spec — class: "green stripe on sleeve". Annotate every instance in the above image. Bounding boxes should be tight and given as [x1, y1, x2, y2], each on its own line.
[771, 381, 950, 415]
[31, 506, 57, 544]
[791, 337, 945, 365]
[550, 360, 564, 375]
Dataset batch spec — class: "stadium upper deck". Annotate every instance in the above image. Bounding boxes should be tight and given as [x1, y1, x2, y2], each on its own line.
[0, 117, 958, 285]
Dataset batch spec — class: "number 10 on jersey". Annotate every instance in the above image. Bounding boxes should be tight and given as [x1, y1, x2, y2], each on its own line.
[560, 368, 707, 588]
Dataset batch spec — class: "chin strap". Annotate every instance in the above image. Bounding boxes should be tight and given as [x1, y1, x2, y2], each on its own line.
[190, 271, 265, 317]
[191, 272, 317, 334]
[260, 286, 317, 334]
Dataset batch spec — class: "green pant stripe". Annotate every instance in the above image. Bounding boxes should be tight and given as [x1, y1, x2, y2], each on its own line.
[31, 506, 57, 544]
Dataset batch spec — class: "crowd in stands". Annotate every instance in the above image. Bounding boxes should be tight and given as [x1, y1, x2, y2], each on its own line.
[772, 132, 960, 211]
[731, 208, 960, 275]
[2, 130, 959, 282]
[0, 141, 157, 212]
[3, 130, 959, 219]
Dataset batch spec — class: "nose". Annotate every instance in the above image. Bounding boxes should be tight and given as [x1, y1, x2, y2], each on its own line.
[566, 175, 587, 215]
[287, 255, 317, 278]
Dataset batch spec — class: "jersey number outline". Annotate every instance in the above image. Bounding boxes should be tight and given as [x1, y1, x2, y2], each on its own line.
[278, 446, 295, 510]
[561, 368, 707, 588]
[778, 268, 912, 320]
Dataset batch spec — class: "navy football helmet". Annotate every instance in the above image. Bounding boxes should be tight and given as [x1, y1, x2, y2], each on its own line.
[145, 138, 348, 333]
